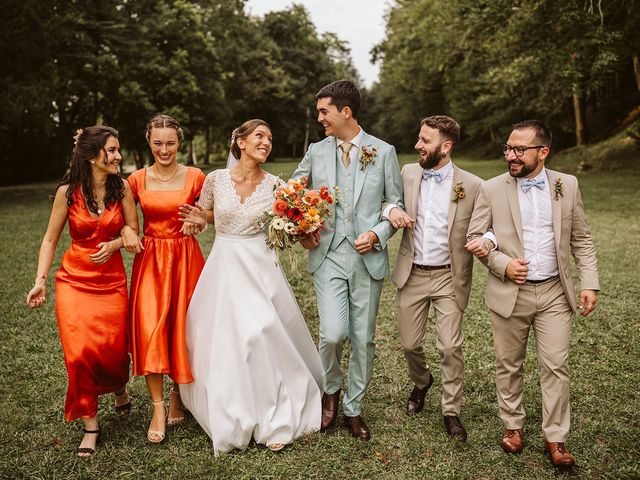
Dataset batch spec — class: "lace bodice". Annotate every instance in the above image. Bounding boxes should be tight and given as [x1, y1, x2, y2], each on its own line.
[199, 169, 282, 236]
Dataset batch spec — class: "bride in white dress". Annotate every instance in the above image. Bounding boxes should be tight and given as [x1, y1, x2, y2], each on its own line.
[179, 119, 322, 454]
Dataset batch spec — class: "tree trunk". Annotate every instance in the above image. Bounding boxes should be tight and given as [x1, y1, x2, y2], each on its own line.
[134, 149, 145, 169]
[204, 125, 211, 165]
[633, 51, 640, 93]
[303, 106, 310, 153]
[186, 139, 195, 165]
[572, 84, 588, 146]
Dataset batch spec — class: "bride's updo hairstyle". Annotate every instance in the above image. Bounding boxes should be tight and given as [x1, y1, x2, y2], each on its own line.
[230, 119, 270, 160]
[145, 114, 184, 145]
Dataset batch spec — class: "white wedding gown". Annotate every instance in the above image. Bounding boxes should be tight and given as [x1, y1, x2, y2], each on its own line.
[180, 169, 322, 454]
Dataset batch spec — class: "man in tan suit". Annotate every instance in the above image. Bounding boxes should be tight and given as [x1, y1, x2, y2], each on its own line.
[385, 116, 484, 441]
[465, 120, 599, 468]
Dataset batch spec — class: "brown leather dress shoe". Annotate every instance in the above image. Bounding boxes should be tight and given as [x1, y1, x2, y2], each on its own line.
[407, 373, 434, 416]
[443, 415, 467, 442]
[343, 415, 371, 441]
[501, 429, 524, 453]
[320, 390, 340, 431]
[545, 441, 575, 467]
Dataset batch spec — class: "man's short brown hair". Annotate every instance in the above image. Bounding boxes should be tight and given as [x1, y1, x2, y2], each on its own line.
[420, 115, 461, 149]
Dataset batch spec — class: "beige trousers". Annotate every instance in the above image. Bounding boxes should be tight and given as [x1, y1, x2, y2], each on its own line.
[490, 277, 573, 442]
[396, 267, 464, 416]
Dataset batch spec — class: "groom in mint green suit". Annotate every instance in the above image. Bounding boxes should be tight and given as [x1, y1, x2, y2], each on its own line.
[293, 80, 403, 440]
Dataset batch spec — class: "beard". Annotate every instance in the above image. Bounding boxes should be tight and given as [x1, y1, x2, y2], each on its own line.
[418, 144, 444, 169]
[508, 159, 537, 178]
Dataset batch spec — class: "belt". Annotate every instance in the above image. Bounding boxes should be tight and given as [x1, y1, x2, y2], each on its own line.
[524, 275, 559, 285]
[413, 263, 451, 271]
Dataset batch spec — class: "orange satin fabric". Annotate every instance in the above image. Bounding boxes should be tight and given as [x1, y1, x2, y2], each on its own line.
[55, 188, 129, 422]
[128, 167, 206, 383]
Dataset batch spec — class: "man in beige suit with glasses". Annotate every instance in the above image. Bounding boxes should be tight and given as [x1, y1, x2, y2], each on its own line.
[465, 119, 599, 468]
[385, 115, 484, 441]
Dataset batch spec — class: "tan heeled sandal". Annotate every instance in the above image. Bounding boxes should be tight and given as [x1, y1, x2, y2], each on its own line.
[147, 400, 166, 443]
[167, 387, 186, 426]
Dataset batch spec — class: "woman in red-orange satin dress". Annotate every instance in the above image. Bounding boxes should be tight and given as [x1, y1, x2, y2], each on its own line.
[125, 114, 206, 444]
[128, 166, 205, 382]
[27, 126, 141, 457]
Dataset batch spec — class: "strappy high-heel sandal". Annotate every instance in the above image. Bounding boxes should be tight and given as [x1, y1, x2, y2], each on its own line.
[167, 386, 186, 426]
[147, 400, 166, 443]
[114, 388, 131, 415]
[77, 428, 101, 457]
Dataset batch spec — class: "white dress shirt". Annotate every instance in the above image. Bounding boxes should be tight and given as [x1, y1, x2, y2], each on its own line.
[412, 161, 453, 265]
[517, 168, 559, 280]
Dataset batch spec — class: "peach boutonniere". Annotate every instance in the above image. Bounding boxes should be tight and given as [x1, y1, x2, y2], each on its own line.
[451, 181, 465, 203]
[553, 178, 563, 200]
[359, 145, 377, 171]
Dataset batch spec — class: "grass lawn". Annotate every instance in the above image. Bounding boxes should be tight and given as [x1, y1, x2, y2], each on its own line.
[1, 155, 638, 479]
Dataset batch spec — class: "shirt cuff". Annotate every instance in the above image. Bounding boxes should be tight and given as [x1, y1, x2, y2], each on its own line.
[382, 204, 398, 220]
[482, 231, 497, 250]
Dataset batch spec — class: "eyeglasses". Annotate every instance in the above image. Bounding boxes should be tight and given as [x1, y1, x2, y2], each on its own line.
[501, 144, 547, 157]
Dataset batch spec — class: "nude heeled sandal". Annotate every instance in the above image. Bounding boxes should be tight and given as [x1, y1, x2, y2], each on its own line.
[147, 400, 166, 443]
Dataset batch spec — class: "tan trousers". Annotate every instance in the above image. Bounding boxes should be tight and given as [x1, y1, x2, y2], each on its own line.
[396, 267, 464, 416]
[491, 277, 573, 442]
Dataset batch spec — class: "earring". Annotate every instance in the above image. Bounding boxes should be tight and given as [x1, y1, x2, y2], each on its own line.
[90, 161, 95, 165]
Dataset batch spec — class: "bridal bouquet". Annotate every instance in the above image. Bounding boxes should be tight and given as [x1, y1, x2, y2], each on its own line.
[260, 176, 336, 252]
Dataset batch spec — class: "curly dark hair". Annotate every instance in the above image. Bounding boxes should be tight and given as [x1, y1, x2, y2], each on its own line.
[56, 126, 124, 214]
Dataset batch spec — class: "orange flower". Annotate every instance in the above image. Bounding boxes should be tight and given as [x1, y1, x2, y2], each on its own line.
[297, 219, 310, 232]
[273, 199, 288, 216]
[303, 190, 321, 206]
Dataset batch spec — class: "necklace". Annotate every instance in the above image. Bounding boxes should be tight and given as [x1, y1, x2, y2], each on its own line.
[92, 192, 105, 215]
[153, 163, 180, 183]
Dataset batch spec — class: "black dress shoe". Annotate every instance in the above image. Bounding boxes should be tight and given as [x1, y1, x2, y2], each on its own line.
[407, 373, 434, 416]
[320, 389, 340, 431]
[343, 415, 371, 441]
[443, 415, 467, 442]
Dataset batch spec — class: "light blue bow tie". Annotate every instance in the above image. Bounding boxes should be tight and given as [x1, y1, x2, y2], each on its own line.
[521, 178, 546, 193]
[422, 169, 443, 183]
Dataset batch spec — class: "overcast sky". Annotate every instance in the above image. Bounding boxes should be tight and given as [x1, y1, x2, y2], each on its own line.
[245, 0, 391, 87]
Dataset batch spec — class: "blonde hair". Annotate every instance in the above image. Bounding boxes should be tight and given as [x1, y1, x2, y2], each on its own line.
[145, 114, 184, 143]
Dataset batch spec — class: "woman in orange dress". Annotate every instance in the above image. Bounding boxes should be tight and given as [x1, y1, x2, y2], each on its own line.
[26, 126, 142, 456]
[124, 114, 206, 443]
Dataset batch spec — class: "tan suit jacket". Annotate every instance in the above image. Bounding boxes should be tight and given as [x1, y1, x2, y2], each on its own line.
[466, 169, 599, 318]
[391, 163, 483, 310]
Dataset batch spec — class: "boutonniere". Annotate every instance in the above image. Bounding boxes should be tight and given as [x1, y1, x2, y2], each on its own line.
[451, 181, 465, 203]
[359, 145, 377, 171]
[553, 178, 563, 201]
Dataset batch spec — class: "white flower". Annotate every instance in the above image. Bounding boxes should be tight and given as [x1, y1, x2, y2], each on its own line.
[272, 218, 285, 230]
[284, 222, 296, 234]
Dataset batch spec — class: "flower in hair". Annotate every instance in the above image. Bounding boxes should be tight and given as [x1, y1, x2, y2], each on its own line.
[73, 128, 83, 146]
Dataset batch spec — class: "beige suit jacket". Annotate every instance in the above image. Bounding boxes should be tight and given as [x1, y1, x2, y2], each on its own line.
[466, 169, 599, 318]
[391, 162, 483, 310]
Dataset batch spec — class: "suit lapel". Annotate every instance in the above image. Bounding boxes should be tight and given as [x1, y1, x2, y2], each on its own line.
[506, 176, 524, 248]
[409, 165, 421, 219]
[447, 164, 459, 238]
[546, 169, 562, 251]
[325, 137, 337, 187]
[354, 131, 370, 205]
